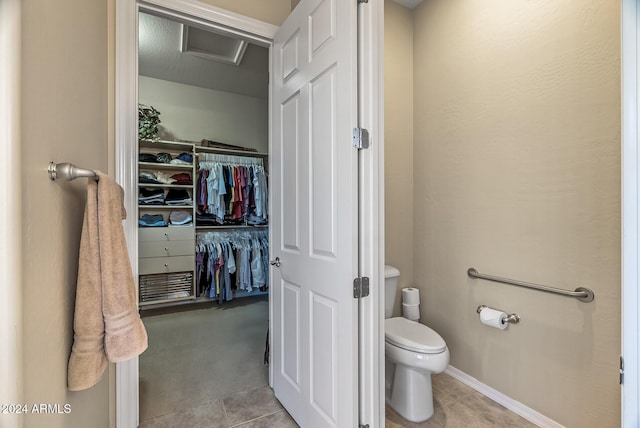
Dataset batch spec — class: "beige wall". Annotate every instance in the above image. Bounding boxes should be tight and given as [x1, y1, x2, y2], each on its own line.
[139, 76, 268, 152]
[199, 0, 291, 26]
[21, 0, 111, 427]
[384, 0, 414, 317]
[17, 1, 292, 428]
[412, 0, 620, 426]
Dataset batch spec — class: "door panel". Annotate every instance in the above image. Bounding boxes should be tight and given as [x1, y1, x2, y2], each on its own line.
[271, 0, 358, 426]
[310, 292, 338, 422]
[281, 93, 301, 253]
[310, 65, 338, 260]
[282, 280, 301, 388]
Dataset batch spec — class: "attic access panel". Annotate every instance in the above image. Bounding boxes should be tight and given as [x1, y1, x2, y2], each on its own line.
[181, 25, 248, 66]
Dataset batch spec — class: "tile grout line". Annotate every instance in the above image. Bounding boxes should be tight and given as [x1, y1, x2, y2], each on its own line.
[229, 409, 285, 427]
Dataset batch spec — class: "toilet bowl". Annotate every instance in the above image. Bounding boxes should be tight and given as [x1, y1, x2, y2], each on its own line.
[384, 265, 449, 423]
[385, 317, 449, 422]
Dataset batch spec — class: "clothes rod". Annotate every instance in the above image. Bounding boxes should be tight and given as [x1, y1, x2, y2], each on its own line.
[467, 267, 595, 303]
[48, 162, 98, 181]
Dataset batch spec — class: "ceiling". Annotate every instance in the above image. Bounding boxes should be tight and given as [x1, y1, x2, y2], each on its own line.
[138, 12, 269, 99]
[391, 0, 425, 9]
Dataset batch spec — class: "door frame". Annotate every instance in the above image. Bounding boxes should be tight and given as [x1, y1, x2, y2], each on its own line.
[0, 1, 23, 427]
[114, 1, 383, 426]
[115, 1, 276, 426]
[622, 0, 640, 426]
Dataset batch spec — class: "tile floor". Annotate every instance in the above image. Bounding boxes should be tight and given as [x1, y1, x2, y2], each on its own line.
[386, 373, 538, 428]
[139, 385, 297, 428]
[140, 373, 538, 428]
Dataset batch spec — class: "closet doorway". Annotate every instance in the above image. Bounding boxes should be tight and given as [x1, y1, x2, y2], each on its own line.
[115, 1, 383, 426]
[136, 10, 275, 425]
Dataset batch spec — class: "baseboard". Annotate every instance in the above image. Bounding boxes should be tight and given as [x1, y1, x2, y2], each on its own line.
[445, 366, 565, 428]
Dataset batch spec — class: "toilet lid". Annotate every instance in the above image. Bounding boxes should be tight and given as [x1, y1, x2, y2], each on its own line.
[385, 317, 446, 354]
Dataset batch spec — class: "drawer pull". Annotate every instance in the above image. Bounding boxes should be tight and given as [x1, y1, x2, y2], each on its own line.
[165, 247, 169, 251]
[164, 263, 168, 267]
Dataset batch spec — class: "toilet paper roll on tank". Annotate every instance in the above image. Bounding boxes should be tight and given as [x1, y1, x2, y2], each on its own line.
[401, 287, 420, 321]
[401, 287, 420, 305]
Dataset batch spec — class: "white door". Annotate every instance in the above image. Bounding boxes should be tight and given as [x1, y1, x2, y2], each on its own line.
[271, 0, 359, 426]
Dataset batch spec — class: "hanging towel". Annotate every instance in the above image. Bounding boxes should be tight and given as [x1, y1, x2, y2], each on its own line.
[67, 177, 108, 391]
[97, 172, 148, 362]
[68, 172, 148, 391]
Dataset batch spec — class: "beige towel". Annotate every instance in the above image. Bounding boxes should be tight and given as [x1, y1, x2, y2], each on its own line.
[68, 177, 108, 391]
[68, 172, 148, 391]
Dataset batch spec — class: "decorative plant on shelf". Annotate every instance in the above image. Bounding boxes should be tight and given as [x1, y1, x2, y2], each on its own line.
[138, 104, 161, 141]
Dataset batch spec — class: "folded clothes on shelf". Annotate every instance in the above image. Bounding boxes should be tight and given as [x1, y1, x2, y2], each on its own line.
[169, 210, 193, 226]
[170, 172, 192, 185]
[170, 158, 191, 166]
[155, 172, 176, 184]
[140, 152, 193, 165]
[247, 215, 268, 226]
[165, 189, 192, 205]
[139, 172, 161, 184]
[139, 171, 177, 185]
[196, 212, 220, 226]
[177, 153, 193, 163]
[156, 152, 172, 163]
[139, 214, 166, 227]
[139, 153, 159, 163]
[139, 188, 165, 205]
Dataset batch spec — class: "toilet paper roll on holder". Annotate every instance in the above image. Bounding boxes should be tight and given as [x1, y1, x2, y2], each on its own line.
[477, 305, 520, 325]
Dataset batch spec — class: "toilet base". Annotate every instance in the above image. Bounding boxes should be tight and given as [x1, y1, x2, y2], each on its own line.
[387, 364, 434, 423]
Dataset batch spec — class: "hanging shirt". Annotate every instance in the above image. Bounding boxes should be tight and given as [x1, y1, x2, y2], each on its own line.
[217, 165, 227, 221]
[251, 240, 266, 288]
[222, 242, 234, 301]
[238, 247, 252, 291]
[206, 164, 218, 216]
[197, 169, 209, 212]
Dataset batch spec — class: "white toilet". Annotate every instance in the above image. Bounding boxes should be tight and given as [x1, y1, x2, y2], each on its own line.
[385, 265, 450, 422]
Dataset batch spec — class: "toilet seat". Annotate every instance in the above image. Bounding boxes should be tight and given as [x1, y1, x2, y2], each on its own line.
[385, 317, 446, 354]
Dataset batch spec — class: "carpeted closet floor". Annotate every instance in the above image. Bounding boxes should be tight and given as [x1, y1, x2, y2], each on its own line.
[139, 296, 270, 422]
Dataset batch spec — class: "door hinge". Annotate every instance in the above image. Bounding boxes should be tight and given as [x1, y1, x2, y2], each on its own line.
[620, 356, 624, 385]
[353, 277, 370, 298]
[359, 425, 370, 428]
[352, 128, 370, 149]
[358, 0, 369, 4]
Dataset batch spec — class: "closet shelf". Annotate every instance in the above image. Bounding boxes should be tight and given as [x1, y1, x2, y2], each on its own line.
[138, 161, 193, 170]
[196, 146, 268, 157]
[139, 139, 196, 152]
[139, 205, 194, 210]
[138, 183, 193, 189]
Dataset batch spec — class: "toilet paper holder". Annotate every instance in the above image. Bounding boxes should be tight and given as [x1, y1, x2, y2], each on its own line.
[477, 305, 520, 324]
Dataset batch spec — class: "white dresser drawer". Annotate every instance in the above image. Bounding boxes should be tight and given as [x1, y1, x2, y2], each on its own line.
[138, 255, 195, 275]
[139, 226, 194, 242]
[139, 240, 194, 258]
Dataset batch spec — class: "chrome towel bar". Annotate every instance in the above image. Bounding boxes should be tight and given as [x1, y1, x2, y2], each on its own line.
[48, 162, 98, 181]
[467, 267, 595, 303]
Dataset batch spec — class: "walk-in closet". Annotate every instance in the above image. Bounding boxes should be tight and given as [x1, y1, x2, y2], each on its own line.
[136, 11, 271, 423]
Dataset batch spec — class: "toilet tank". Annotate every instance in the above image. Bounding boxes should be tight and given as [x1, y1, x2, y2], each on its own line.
[385, 265, 400, 319]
